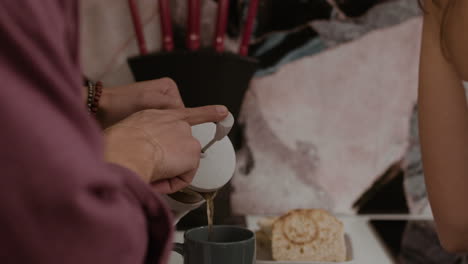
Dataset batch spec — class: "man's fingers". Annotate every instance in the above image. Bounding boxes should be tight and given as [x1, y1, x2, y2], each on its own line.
[181, 105, 229, 125]
[136, 79, 184, 110]
[151, 170, 196, 194]
[151, 180, 172, 194]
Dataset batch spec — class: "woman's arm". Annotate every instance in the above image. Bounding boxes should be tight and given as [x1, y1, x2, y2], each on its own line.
[419, 0, 468, 253]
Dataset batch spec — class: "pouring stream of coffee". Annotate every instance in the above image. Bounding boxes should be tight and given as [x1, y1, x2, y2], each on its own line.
[202, 191, 217, 241]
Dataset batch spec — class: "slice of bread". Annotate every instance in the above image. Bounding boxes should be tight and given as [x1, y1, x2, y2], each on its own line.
[271, 209, 346, 262]
[256, 217, 278, 260]
[256, 230, 273, 260]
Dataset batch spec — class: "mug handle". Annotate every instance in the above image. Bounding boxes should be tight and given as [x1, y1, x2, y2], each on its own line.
[173, 243, 184, 256]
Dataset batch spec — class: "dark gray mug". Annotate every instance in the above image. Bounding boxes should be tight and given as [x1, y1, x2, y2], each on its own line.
[173, 225, 255, 264]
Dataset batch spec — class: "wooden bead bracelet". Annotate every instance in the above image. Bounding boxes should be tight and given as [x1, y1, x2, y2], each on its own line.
[86, 80, 103, 115]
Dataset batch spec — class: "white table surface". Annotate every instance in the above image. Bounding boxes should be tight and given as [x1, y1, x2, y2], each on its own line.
[168, 214, 433, 264]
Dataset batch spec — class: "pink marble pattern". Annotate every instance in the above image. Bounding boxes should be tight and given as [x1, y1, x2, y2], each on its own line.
[232, 18, 422, 215]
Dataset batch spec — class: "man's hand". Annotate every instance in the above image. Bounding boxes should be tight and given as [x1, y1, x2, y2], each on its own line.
[98, 78, 184, 127]
[104, 106, 229, 194]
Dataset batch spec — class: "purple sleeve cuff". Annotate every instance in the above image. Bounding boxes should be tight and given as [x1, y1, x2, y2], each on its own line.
[108, 164, 174, 264]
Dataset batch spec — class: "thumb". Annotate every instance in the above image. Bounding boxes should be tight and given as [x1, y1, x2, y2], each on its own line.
[181, 105, 229, 126]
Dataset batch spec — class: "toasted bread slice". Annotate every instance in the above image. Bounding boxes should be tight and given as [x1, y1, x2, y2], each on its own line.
[256, 230, 273, 260]
[271, 209, 346, 262]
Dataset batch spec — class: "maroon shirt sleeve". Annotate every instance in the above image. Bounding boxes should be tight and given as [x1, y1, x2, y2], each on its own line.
[0, 1, 173, 264]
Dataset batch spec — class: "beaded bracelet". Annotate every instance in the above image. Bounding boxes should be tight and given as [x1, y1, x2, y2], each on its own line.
[86, 80, 103, 115]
